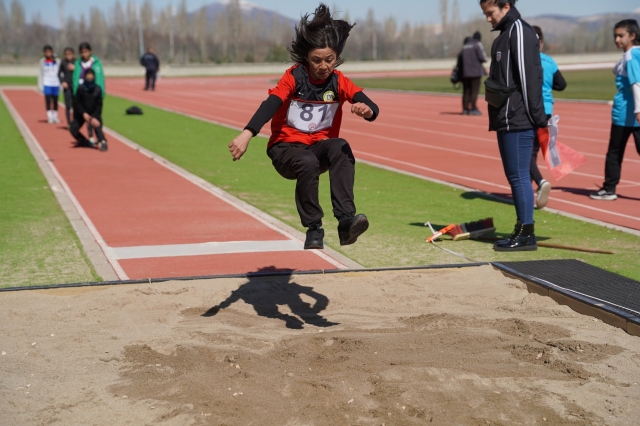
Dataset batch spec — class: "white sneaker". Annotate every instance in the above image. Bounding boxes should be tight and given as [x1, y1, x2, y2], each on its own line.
[89, 137, 96, 144]
[536, 180, 551, 209]
[52, 116, 61, 124]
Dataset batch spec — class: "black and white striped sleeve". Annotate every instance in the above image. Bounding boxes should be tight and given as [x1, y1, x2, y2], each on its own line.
[511, 20, 548, 128]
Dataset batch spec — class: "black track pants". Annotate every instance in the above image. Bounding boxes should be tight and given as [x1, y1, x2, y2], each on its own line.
[145, 70, 157, 89]
[267, 139, 356, 227]
[45, 94, 58, 111]
[70, 113, 106, 145]
[63, 88, 73, 125]
[462, 77, 481, 111]
[603, 124, 640, 192]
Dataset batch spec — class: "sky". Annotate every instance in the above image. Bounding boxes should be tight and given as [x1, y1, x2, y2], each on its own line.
[22, 0, 640, 28]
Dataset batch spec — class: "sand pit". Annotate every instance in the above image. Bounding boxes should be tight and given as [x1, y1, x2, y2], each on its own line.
[1, 265, 640, 425]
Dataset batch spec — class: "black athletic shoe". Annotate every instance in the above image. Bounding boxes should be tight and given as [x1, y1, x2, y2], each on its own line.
[304, 226, 324, 250]
[494, 223, 537, 252]
[470, 109, 482, 116]
[98, 141, 108, 152]
[338, 214, 369, 246]
[589, 188, 617, 201]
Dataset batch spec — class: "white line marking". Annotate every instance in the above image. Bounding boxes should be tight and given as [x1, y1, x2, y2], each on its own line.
[103, 127, 349, 270]
[108, 90, 640, 236]
[2, 90, 129, 280]
[357, 151, 640, 223]
[354, 150, 512, 190]
[106, 240, 305, 260]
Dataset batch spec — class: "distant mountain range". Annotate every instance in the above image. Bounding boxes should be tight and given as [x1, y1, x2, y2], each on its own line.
[189, 0, 297, 27]
[191, 1, 640, 40]
[526, 11, 640, 39]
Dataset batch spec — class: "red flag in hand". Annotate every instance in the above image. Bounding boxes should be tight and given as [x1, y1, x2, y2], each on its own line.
[537, 115, 586, 181]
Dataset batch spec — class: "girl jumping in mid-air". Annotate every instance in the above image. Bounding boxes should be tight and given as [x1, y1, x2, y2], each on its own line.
[228, 3, 379, 250]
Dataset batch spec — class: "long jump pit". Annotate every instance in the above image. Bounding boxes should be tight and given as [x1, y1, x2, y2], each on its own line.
[1, 265, 639, 425]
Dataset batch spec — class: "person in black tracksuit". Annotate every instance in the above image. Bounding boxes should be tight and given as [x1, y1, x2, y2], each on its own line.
[140, 47, 160, 91]
[71, 69, 108, 152]
[480, 0, 548, 251]
[58, 47, 76, 128]
[459, 31, 488, 115]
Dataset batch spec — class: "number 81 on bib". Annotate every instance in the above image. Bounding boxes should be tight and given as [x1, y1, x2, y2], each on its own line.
[286, 99, 339, 133]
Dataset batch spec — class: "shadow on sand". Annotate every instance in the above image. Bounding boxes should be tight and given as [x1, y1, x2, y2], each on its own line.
[201, 266, 339, 330]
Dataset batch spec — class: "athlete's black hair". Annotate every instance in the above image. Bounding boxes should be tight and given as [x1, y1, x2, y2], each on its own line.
[64, 46, 74, 54]
[473, 31, 482, 41]
[289, 3, 355, 67]
[84, 69, 95, 78]
[479, 0, 517, 8]
[614, 19, 640, 46]
[78, 41, 92, 52]
[532, 25, 544, 42]
[43, 44, 53, 52]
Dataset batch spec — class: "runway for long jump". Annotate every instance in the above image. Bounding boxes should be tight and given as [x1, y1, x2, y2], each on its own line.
[107, 75, 640, 232]
[1, 88, 347, 281]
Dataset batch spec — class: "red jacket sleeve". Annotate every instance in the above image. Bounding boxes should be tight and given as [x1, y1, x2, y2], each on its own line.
[268, 68, 296, 102]
[337, 72, 363, 103]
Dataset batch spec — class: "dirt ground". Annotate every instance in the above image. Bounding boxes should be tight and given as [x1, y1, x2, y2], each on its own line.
[1, 265, 639, 426]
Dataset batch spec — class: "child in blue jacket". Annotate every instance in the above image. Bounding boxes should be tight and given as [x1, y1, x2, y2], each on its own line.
[529, 26, 566, 209]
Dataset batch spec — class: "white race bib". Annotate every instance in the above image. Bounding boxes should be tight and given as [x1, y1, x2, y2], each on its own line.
[286, 99, 339, 133]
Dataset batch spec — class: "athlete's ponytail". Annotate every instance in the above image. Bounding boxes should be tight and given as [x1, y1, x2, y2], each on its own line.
[615, 19, 640, 46]
[289, 3, 355, 67]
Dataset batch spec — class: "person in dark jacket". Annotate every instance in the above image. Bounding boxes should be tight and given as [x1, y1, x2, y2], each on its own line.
[480, 0, 548, 251]
[58, 47, 76, 128]
[459, 31, 488, 115]
[70, 69, 108, 152]
[140, 47, 160, 91]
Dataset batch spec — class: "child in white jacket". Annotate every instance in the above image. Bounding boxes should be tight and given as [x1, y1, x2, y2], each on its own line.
[37, 45, 61, 124]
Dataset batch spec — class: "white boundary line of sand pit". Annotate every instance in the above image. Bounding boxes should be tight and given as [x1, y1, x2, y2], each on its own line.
[102, 127, 359, 270]
[105, 240, 306, 260]
[0, 89, 124, 281]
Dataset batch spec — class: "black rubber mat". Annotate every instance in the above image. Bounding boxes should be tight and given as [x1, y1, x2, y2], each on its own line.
[494, 259, 640, 324]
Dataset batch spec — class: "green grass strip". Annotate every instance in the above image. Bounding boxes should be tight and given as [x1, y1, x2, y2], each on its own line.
[353, 69, 616, 101]
[0, 97, 100, 287]
[103, 95, 640, 280]
[0, 76, 37, 86]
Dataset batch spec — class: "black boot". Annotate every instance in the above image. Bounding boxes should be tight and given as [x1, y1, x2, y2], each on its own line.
[494, 223, 537, 252]
[304, 224, 324, 250]
[338, 214, 369, 246]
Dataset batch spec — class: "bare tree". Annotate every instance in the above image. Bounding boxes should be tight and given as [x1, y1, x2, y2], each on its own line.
[194, 6, 208, 62]
[440, 0, 449, 57]
[227, 0, 242, 62]
[90, 7, 108, 57]
[176, 0, 188, 63]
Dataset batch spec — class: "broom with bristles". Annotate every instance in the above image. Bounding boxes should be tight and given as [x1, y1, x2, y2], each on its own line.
[425, 218, 614, 254]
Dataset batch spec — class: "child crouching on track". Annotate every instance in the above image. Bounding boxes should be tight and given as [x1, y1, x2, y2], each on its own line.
[228, 3, 379, 250]
[37, 45, 61, 124]
[70, 69, 108, 152]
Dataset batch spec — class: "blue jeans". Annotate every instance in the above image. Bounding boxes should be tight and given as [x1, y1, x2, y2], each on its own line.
[497, 129, 535, 225]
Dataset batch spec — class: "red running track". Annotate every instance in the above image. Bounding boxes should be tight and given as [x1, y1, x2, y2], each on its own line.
[2, 89, 343, 280]
[108, 75, 640, 231]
